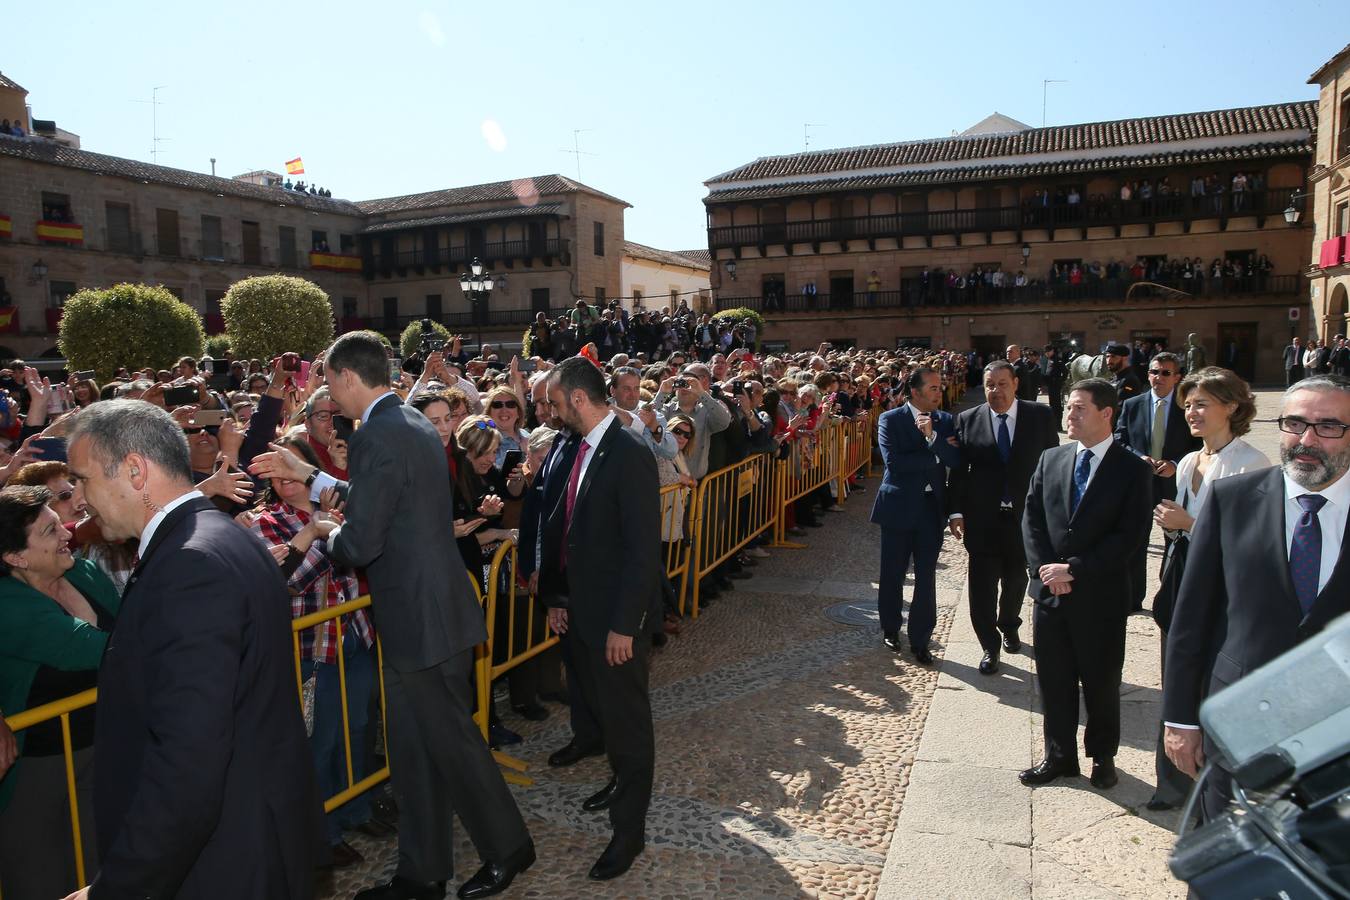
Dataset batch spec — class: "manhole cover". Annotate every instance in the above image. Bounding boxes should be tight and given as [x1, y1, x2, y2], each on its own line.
[825, 599, 880, 627]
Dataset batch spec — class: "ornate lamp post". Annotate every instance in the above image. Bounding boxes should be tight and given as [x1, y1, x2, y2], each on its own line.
[459, 258, 495, 356]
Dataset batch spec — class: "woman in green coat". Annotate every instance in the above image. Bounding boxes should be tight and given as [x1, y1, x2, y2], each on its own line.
[0, 485, 121, 900]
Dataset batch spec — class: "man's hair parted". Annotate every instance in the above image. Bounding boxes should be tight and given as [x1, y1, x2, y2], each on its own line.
[66, 399, 192, 481]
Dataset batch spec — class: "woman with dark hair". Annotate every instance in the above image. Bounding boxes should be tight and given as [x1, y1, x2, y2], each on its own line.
[0, 485, 120, 899]
[410, 387, 471, 479]
[247, 434, 377, 867]
[1145, 366, 1269, 811]
[69, 378, 100, 408]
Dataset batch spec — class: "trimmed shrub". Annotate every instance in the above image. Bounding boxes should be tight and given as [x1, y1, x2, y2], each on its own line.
[58, 283, 204, 381]
[221, 275, 335, 361]
[399, 319, 452, 359]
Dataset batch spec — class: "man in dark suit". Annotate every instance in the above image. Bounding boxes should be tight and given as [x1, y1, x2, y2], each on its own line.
[65, 400, 323, 900]
[1011, 345, 1041, 402]
[518, 375, 601, 769]
[870, 367, 962, 664]
[1164, 375, 1350, 820]
[1113, 351, 1201, 611]
[539, 357, 661, 882]
[1284, 336, 1304, 386]
[1042, 344, 1066, 428]
[252, 331, 533, 900]
[948, 360, 1059, 674]
[1104, 343, 1144, 403]
[1020, 378, 1154, 790]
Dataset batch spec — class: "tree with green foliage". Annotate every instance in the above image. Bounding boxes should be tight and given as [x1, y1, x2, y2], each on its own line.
[221, 275, 335, 361]
[710, 307, 766, 331]
[58, 283, 204, 381]
[204, 333, 232, 358]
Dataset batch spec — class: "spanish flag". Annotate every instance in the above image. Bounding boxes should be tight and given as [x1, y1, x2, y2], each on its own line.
[285, 157, 305, 175]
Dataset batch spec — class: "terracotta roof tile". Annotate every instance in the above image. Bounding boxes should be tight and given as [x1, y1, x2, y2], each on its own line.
[0, 134, 362, 215]
[675, 249, 712, 267]
[356, 174, 629, 214]
[0, 72, 26, 94]
[706, 101, 1317, 185]
[622, 240, 711, 271]
[361, 203, 564, 234]
[704, 140, 1312, 203]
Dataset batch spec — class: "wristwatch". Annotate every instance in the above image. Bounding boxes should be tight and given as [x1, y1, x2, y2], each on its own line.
[303, 468, 319, 488]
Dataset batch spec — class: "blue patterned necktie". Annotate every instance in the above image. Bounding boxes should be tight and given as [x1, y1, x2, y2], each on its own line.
[1289, 494, 1327, 614]
[1071, 448, 1093, 513]
[997, 413, 1012, 503]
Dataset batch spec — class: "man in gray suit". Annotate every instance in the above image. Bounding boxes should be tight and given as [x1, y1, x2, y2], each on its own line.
[251, 331, 533, 900]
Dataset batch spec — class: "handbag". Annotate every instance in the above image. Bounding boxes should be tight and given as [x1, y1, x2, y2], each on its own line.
[1152, 533, 1189, 633]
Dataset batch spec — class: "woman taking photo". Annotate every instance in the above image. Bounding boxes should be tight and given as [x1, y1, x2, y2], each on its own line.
[0, 486, 121, 900]
[1146, 366, 1269, 811]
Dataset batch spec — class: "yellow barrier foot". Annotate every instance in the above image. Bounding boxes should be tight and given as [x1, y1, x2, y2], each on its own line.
[502, 770, 534, 786]
[770, 540, 809, 549]
[492, 750, 530, 772]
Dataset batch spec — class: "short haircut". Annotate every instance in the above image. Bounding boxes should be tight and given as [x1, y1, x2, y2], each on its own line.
[8, 461, 69, 487]
[983, 360, 1017, 380]
[906, 366, 938, 394]
[1069, 377, 1119, 418]
[526, 427, 558, 456]
[1178, 367, 1258, 437]
[555, 356, 607, 404]
[611, 366, 642, 384]
[0, 485, 53, 575]
[115, 379, 153, 398]
[1283, 373, 1350, 403]
[66, 399, 192, 481]
[1150, 352, 1183, 372]
[326, 331, 389, 390]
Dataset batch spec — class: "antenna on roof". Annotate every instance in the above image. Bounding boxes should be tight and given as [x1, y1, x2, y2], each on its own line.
[130, 86, 170, 163]
[804, 123, 826, 151]
[560, 129, 597, 179]
[1041, 80, 1067, 127]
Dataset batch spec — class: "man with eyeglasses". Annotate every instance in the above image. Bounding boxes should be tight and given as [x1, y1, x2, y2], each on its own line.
[1164, 374, 1350, 822]
[1113, 352, 1201, 611]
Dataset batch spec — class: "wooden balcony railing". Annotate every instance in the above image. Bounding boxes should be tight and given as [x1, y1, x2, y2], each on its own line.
[719, 273, 1302, 314]
[365, 239, 570, 276]
[708, 189, 1292, 250]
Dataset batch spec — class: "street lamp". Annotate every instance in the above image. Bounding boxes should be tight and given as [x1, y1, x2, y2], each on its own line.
[1284, 191, 1312, 225]
[1021, 243, 1031, 262]
[459, 258, 496, 356]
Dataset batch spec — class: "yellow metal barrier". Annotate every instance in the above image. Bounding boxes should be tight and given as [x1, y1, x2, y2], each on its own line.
[660, 481, 694, 606]
[687, 452, 778, 617]
[771, 419, 843, 547]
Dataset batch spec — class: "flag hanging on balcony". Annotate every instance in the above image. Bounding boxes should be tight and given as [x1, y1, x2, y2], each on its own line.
[285, 157, 305, 175]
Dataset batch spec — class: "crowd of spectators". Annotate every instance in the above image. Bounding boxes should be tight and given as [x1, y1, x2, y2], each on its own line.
[0, 119, 27, 138]
[283, 180, 332, 197]
[1020, 170, 1270, 224]
[527, 297, 758, 363]
[0, 329, 982, 889]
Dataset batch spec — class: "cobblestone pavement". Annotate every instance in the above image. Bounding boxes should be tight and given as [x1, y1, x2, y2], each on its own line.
[318, 388, 1292, 900]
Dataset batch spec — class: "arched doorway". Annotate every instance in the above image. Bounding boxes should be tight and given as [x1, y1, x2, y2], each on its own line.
[1328, 283, 1348, 338]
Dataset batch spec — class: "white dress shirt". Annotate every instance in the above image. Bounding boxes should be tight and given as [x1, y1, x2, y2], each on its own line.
[573, 411, 617, 496]
[989, 400, 1018, 444]
[1283, 469, 1350, 597]
[1073, 434, 1116, 491]
[138, 490, 205, 560]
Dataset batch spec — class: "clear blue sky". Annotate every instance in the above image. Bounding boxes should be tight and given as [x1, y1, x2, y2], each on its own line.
[7, 0, 1343, 251]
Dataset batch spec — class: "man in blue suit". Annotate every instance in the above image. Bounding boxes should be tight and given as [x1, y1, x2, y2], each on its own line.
[870, 367, 961, 663]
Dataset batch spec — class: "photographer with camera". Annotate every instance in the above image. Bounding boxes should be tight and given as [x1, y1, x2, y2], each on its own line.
[609, 367, 676, 460]
[654, 364, 730, 481]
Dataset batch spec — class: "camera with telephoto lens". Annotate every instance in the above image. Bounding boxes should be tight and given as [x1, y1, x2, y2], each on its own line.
[402, 319, 443, 377]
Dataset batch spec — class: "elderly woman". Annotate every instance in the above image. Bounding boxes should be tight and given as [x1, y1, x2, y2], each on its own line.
[483, 385, 530, 470]
[7, 461, 80, 524]
[248, 435, 377, 866]
[1146, 366, 1268, 811]
[0, 486, 120, 899]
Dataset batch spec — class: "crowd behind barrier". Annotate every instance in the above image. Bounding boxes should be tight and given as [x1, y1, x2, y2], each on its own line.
[0, 324, 953, 898]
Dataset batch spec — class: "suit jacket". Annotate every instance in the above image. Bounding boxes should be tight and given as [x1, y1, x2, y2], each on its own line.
[328, 394, 485, 671]
[1012, 359, 1041, 401]
[1162, 467, 1350, 726]
[92, 498, 322, 900]
[517, 430, 579, 578]
[539, 417, 662, 646]
[1283, 344, 1303, 369]
[948, 400, 1058, 533]
[1022, 441, 1154, 614]
[870, 404, 961, 529]
[1113, 366, 1145, 402]
[1113, 390, 1201, 502]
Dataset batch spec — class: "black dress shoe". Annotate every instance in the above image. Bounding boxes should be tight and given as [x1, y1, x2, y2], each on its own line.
[331, 839, 365, 868]
[548, 740, 605, 768]
[978, 650, 1000, 675]
[1090, 759, 1119, 789]
[511, 702, 549, 721]
[882, 630, 903, 653]
[457, 841, 536, 899]
[582, 777, 619, 811]
[354, 876, 446, 900]
[1002, 631, 1021, 653]
[488, 723, 521, 749]
[912, 645, 936, 666]
[588, 834, 644, 881]
[1019, 757, 1081, 786]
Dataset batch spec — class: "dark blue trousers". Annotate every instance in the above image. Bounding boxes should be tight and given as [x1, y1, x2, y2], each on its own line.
[877, 494, 944, 648]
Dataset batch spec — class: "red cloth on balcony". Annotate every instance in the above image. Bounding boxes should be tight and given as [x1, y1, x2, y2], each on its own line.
[1320, 236, 1347, 269]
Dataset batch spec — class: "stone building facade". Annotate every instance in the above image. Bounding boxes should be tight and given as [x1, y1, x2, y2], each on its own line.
[0, 126, 627, 358]
[1307, 44, 1350, 341]
[703, 102, 1318, 382]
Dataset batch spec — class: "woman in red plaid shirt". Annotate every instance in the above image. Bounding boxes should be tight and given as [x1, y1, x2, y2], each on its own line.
[248, 435, 380, 869]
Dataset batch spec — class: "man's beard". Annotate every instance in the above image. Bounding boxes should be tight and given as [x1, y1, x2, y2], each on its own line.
[1281, 443, 1350, 489]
